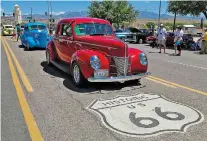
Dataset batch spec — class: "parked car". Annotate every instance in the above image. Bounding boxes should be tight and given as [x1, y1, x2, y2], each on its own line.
[21, 22, 50, 50]
[114, 27, 148, 44]
[139, 28, 152, 37]
[146, 32, 175, 47]
[166, 32, 174, 46]
[2, 25, 14, 36]
[46, 17, 150, 87]
[114, 29, 125, 41]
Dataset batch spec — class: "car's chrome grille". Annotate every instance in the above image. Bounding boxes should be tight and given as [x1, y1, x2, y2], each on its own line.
[112, 56, 130, 76]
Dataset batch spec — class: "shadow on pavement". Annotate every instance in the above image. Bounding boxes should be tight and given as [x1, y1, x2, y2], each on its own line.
[18, 45, 24, 48]
[193, 51, 207, 55]
[148, 51, 160, 54]
[22, 47, 45, 51]
[40, 61, 143, 94]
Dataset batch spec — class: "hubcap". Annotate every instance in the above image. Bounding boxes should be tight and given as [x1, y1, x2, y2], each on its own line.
[73, 65, 80, 83]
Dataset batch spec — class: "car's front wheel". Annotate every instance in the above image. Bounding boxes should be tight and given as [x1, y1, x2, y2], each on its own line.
[72, 62, 86, 87]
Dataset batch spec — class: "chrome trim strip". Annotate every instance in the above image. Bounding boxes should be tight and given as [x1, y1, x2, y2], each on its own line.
[124, 43, 127, 76]
[88, 72, 151, 82]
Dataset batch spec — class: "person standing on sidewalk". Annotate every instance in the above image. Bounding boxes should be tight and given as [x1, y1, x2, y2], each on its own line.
[174, 26, 183, 56]
[16, 24, 21, 42]
[157, 24, 167, 53]
[200, 29, 207, 54]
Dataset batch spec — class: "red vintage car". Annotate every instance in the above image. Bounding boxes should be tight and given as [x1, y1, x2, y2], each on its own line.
[46, 17, 150, 87]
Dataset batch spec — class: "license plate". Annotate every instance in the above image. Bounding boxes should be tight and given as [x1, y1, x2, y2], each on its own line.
[94, 70, 109, 78]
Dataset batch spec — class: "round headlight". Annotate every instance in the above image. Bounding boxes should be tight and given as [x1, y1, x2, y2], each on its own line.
[90, 55, 100, 70]
[139, 53, 147, 65]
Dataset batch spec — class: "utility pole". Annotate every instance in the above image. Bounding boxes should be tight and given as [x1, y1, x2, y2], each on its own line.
[31, 7, 33, 20]
[46, 0, 52, 34]
[46, 0, 50, 33]
[158, 0, 161, 29]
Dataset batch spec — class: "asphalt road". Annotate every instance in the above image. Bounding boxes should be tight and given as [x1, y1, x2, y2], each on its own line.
[1, 37, 207, 141]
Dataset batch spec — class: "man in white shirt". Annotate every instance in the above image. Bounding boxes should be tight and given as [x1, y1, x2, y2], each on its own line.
[174, 26, 184, 56]
[157, 24, 167, 53]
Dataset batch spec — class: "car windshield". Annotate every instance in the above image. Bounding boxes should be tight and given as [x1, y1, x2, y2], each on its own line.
[74, 23, 113, 36]
[30, 25, 46, 30]
[5, 26, 13, 28]
[115, 29, 123, 33]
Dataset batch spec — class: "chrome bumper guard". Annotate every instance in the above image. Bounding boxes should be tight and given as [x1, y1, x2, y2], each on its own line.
[88, 72, 151, 83]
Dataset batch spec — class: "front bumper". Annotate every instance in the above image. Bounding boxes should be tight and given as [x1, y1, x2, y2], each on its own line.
[88, 72, 151, 83]
[146, 40, 153, 44]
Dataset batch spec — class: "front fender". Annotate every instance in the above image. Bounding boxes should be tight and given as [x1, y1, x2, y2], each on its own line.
[128, 48, 148, 73]
[27, 37, 36, 48]
[71, 50, 109, 79]
[46, 40, 57, 61]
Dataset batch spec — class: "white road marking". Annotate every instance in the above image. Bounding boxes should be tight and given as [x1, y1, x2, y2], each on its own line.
[167, 61, 207, 70]
[87, 93, 204, 137]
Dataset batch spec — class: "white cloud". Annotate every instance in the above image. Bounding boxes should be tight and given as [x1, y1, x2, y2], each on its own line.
[52, 11, 65, 15]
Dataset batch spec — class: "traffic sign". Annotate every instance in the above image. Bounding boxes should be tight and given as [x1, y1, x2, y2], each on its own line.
[88, 93, 203, 137]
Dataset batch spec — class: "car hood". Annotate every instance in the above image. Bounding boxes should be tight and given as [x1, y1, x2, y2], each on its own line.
[76, 35, 128, 57]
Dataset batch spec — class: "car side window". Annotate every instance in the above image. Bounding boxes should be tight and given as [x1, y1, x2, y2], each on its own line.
[61, 24, 72, 36]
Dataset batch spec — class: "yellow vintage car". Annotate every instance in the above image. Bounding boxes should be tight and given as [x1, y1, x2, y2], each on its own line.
[2, 25, 15, 36]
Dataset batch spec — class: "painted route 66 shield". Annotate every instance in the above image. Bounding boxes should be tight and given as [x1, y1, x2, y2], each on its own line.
[87, 93, 203, 137]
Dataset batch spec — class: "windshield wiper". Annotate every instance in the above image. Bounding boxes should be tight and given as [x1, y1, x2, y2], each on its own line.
[89, 33, 105, 36]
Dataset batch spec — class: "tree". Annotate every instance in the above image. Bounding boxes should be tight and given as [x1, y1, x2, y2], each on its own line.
[167, 1, 181, 32]
[88, 1, 139, 28]
[146, 22, 156, 29]
[167, 1, 207, 19]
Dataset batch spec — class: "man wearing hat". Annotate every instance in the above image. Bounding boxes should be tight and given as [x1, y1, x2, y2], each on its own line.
[157, 24, 167, 53]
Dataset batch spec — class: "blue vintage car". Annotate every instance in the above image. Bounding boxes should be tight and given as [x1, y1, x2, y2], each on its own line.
[21, 22, 50, 50]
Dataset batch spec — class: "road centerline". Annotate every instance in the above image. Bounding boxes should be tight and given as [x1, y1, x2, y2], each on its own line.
[148, 76, 207, 96]
[146, 77, 177, 88]
[3, 37, 34, 93]
[1, 37, 44, 141]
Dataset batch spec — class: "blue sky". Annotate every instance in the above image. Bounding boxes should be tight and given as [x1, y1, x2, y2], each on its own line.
[1, 1, 169, 15]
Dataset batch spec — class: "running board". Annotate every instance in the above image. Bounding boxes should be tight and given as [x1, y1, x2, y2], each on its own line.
[51, 60, 70, 74]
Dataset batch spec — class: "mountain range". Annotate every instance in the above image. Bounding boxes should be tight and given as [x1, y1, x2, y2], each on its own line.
[22, 10, 202, 20]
